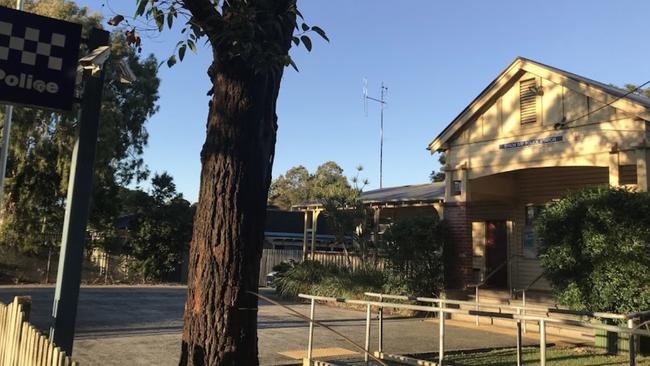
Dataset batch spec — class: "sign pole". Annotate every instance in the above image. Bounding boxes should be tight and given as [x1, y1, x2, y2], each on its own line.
[0, 0, 24, 214]
[50, 27, 109, 355]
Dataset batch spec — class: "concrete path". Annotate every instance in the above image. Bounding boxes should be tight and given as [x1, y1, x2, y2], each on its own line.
[0, 286, 537, 365]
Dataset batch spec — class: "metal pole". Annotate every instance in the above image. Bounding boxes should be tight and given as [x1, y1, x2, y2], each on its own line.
[379, 83, 384, 188]
[364, 303, 371, 363]
[516, 309, 523, 366]
[475, 286, 479, 326]
[539, 319, 546, 366]
[522, 290, 527, 334]
[0, 0, 23, 214]
[439, 306, 445, 365]
[307, 298, 316, 362]
[378, 295, 383, 353]
[629, 318, 636, 366]
[50, 27, 110, 355]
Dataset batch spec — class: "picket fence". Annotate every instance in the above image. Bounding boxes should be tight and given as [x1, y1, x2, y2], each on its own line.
[258, 248, 384, 286]
[0, 297, 78, 366]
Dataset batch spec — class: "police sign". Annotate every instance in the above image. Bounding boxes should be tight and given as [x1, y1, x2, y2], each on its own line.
[0, 6, 82, 111]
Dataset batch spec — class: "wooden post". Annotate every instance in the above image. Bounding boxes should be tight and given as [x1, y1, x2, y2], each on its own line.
[475, 286, 479, 326]
[629, 318, 636, 366]
[516, 309, 523, 366]
[439, 306, 445, 365]
[364, 303, 371, 363]
[302, 211, 309, 261]
[307, 298, 315, 362]
[539, 319, 546, 366]
[378, 295, 384, 353]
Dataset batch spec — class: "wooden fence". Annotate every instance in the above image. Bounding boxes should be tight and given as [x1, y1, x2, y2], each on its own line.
[0, 297, 78, 366]
[258, 248, 384, 286]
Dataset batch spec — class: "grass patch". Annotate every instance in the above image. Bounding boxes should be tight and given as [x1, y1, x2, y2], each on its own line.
[444, 347, 649, 365]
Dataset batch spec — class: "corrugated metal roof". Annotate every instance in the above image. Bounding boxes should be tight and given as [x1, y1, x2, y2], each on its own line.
[360, 182, 445, 203]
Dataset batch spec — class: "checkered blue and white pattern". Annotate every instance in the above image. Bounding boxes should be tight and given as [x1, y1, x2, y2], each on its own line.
[0, 20, 66, 71]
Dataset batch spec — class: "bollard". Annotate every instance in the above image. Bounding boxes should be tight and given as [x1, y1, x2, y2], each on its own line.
[307, 298, 316, 363]
[539, 319, 546, 366]
[364, 303, 371, 363]
[439, 306, 445, 365]
[629, 318, 636, 366]
[475, 286, 479, 326]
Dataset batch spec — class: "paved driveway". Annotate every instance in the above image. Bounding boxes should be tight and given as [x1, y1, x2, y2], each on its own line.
[0, 286, 535, 365]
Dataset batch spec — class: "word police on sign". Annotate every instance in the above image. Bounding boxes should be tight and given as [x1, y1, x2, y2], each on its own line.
[0, 6, 81, 111]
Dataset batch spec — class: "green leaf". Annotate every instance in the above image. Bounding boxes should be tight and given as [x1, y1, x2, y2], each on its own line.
[311, 26, 329, 42]
[300, 35, 312, 52]
[154, 8, 164, 31]
[167, 11, 174, 29]
[167, 55, 176, 68]
[301, 23, 309, 31]
[135, 0, 148, 16]
[187, 39, 197, 53]
[292, 36, 300, 46]
[178, 44, 186, 61]
[287, 56, 299, 72]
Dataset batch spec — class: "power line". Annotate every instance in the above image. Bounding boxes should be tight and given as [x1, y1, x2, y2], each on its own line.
[557, 79, 650, 129]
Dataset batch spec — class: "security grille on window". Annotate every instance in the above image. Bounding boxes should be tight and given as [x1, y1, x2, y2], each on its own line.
[520, 78, 538, 125]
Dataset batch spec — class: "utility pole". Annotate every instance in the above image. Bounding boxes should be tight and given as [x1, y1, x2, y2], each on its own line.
[0, 0, 24, 214]
[50, 27, 110, 355]
[363, 81, 388, 188]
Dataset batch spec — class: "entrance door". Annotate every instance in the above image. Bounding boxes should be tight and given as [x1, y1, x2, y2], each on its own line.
[485, 221, 508, 288]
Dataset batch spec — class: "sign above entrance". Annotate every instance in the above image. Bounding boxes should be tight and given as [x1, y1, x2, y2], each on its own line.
[499, 135, 563, 150]
[0, 6, 82, 111]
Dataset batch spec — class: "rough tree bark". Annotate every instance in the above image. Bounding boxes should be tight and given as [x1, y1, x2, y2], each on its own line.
[179, 1, 295, 365]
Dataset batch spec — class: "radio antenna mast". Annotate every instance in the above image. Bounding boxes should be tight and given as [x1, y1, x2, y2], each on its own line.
[363, 79, 388, 188]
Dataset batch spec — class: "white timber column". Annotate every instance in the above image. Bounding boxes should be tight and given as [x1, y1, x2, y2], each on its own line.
[302, 210, 309, 261]
[444, 166, 453, 202]
[459, 165, 469, 202]
[637, 147, 649, 192]
[609, 150, 620, 187]
[310, 209, 321, 258]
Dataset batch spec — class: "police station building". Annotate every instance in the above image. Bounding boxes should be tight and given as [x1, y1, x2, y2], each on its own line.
[428, 57, 650, 291]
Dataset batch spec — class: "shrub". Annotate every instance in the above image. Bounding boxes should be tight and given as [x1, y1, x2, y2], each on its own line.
[381, 216, 448, 297]
[536, 187, 650, 313]
[274, 261, 385, 300]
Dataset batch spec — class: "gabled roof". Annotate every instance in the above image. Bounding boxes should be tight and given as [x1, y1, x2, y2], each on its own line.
[428, 57, 650, 152]
[360, 182, 445, 204]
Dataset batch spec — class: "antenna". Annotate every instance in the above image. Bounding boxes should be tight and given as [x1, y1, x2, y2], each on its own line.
[363, 80, 388, 188]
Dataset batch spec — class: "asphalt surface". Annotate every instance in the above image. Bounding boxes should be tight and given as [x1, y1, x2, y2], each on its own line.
[0, 286, 537, 365]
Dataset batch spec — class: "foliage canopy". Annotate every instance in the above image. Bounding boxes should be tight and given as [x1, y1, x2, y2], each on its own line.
[536, 187, 650, 313]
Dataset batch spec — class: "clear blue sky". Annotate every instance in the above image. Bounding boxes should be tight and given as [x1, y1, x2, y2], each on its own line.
[79, 0, 650, 202]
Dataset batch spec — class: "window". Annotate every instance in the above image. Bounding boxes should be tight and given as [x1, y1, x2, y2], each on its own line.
[525, 204, 543, 226]
[520, 78, 538, 125]
[453, 180, 462, 196]
[619, 165, 638, 185]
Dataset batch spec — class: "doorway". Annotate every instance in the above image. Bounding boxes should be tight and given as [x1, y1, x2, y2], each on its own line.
[485, 221, 508, 288]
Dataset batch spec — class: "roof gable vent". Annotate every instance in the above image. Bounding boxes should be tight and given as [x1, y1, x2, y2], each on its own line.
[520, 78, 538, 125]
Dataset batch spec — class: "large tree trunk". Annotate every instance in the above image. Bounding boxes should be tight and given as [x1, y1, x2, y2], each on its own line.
[178, 2, 295, 359]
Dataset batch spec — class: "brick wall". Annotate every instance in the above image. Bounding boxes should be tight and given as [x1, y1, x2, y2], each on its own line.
[443, 203, 473, 288]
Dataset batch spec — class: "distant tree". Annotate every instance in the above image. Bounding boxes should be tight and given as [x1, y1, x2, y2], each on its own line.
[536, 187, 650, 313]
[381, 216, 448, 297]
[269, 161, 351, 209]
[128, 173, 194, 282]
[0, 0, 160, 255]
[319, 166, 374, 266]
[268, 165, 311, 209]
[623, 84, 650, 99]
[429, 153, 446, 183]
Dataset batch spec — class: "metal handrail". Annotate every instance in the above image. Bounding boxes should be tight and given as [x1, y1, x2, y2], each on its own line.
[299, 293, 650, 366]
[363, 292, 626, 321]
